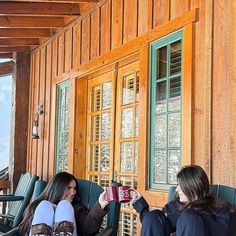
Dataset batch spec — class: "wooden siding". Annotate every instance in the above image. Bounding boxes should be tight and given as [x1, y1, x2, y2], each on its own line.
[27, 0, 236, 203]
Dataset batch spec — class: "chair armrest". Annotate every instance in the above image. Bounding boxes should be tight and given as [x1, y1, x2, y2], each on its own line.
[0, 213, 14, 220]
[1, 227, 20, 236]
[95, 228, 113, 236]
[0, 195, 24, 202]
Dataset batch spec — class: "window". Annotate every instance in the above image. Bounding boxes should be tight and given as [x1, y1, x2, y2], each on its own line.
[150, 30, 183, 190]
[55, 80, 70, 173]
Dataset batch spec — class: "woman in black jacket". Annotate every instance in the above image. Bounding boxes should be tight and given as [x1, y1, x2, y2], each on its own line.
[131, 165, 236, 236]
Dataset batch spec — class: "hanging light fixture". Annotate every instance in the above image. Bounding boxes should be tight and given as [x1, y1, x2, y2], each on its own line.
[32, 104, 44, 139]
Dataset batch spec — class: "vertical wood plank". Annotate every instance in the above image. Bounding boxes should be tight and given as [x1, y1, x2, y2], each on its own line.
[37, 47, 46, 179]
[111, 0, 123, 49]
[27, 54, 35, 173]
[191, 0, 199, 9]
[123, 0, 138, 43]
[31, 51, 40, 175]
[212, 0, 236, 186]
[182, 24, 194, 166]
[65, 29, 72, 72]
[81, 16, 90, 64]
[72, 22, 81, 68]
[90, 10, 99, 59]
[51, 39, 58, 79]
[42, 43, 52, 180]
[58, 34, 65, 75]
[138, 0, 153, 36]
[74, 78, 88, 178]
[170, 0, 190, 19]
[153, 0, 170, 27]
[100, 1, 111, 55]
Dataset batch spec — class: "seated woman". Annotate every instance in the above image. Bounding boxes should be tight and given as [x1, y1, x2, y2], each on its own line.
[18, 172, 109, 236]
[131, 165, 236, 236]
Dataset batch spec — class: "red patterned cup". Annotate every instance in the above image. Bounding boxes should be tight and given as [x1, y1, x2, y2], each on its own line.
[104, 186, 119, 201]
[118, 186, 132, 203]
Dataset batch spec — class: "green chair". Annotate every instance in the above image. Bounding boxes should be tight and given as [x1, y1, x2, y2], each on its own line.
[0, 172, 39, 233]
[1, 179, 47, 236]
[77, 179, 121, 236]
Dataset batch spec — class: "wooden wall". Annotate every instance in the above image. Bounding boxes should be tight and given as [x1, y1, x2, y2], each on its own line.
[26, 0, 236, 190]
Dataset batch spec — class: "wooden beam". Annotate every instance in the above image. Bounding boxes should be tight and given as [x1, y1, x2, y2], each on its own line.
[0, 47, 31, 53]
[0, 28, 52, 38]
[0, 61, 14, 77]
[6, 0, 98, 2]
[0, 53, 13, 59]
[0, 2, 81, 16]
[0, 38, 40, 46]
[0, 16, 66, 28]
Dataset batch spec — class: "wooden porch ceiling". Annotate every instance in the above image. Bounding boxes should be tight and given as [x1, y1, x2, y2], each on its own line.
[0, 0, 99, 57]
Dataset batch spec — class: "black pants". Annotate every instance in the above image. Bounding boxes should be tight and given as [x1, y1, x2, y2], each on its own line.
[141, 209, 209, 236]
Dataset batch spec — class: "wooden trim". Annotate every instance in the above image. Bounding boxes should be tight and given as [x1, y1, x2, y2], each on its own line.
[182, 23, 194, 166]
[68, 77, 76, 173]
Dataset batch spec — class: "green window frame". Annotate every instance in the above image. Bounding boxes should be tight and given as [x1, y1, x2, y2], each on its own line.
[150, 30, 183, 190]
[55, 80, 70, 173]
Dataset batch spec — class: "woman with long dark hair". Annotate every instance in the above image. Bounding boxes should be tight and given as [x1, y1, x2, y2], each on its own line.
[131, 165, 236, 236]
[18, 172, 109, 236]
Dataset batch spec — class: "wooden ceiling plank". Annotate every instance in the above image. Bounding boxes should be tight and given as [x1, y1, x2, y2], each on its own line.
[0, 46, 31, 53]
[0, 2, 81, 16]
[0, 61, 14, 77]
[5, 0, 98, 3]
[0, 38, 40, 46]
[0, 53, 13, 59]
[0, 28, 52, 38]
[0, 16, 66, 28]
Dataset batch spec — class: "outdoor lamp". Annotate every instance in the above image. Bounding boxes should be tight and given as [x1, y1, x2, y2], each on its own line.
[32, 117, 39, 139]
[32, 104, 44, 139]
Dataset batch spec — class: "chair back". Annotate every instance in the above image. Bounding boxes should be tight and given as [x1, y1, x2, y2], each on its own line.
[8, 173, 39, 228]
[77, 179, 121, 236]
[168, 184, 236, 207]
[31, 180, 47, 202]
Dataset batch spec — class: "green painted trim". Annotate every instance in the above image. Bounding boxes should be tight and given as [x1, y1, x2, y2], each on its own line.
[149, 30, 183, 191]
[55, 80, 70, 174]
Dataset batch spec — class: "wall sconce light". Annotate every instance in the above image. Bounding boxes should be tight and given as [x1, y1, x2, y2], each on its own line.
[32, 104, 44, 139]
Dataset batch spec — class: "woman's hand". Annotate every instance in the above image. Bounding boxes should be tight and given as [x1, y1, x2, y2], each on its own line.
[130, 189, 142, 204]
[98, 190, 109, 210]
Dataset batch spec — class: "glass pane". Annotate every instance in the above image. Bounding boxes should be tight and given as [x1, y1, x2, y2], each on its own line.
[155, 115, 166, 148]
[134, 142, 138, 173]
[120, 142, 132, 173]
[92, 86, 101, 111]
[170, 40, 181, 75]
[100, 144, 110, 172]
[121, 108, 133, 138]
[60, 88, 65, 108]
[169, 76, 181, 111]
[65, 86, 70, 108]
[155, 80, 167, 113]
[101, 113, 111, 140]
[122, 74, 134, 105]
[157, 46, 167, 79]
[102, 82, 112, 109]
[91, 115, 100, 141]
[136, 72, 139, 101]
[154, 149, 167, 183]
[119, 176, 132, 187]
[168, 150, 181, 184]
[135, 106, 139, 137]
[90, 145, 99, 171]
[168, 113, 181, 147]
[65, 109, 69, 129]
[59, 110, 64, 129]
[100, 176, 110, 187]
[64, 131, 69, 151]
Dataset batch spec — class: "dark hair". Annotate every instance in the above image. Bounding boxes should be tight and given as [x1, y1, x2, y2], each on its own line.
[176, 165, 235, 214]
[27, 172, 79, 215]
